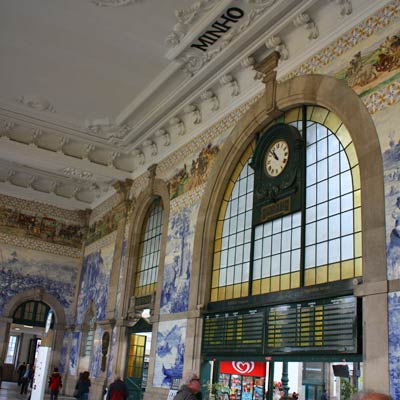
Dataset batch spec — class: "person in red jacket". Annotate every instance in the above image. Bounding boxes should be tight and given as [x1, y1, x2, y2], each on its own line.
[106, 375, 129, 400]
[48, 367, 62, 400]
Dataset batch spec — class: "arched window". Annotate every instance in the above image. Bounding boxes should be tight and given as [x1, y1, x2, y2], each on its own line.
[134, 197, 164, 297]
[13, 301, 53, 328]
[211, 106, 361, 301]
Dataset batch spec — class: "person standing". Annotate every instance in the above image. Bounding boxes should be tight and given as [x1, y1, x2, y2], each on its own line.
[75, 371, 91, 400]
[321, 389, 329, 400]
[48, 367, 63, 400]
[17, 362, 26, 386]
[20, 363, 32, 395]
[174, 370, 202, 400]
[0, 358, 3, 389]
[106, 375, 128, 400]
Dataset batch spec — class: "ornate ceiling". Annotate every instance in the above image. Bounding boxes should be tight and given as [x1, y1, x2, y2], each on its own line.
[0, 0, 388, 210]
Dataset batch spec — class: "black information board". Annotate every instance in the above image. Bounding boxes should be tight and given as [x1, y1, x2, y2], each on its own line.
[202, 309, 264, 355]
[266, 296, 358, 354]
[202, 296, 359, 357]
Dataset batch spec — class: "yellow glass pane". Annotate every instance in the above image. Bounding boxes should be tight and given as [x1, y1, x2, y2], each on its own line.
[310, 107, 329, 124]
[306, 106, 314, 121]
[213, 253, 220, 271]
[316, 265, 328, 284]
[242, 141, 256, 162]
[280, 274, 290, 290]
[324, 112, 342, 133]
[214, 238, 222, 253]
[329, 262, 339, 281]
[354, 190, 361, 207]
[215, 219, 224, 238]
[218, 287, 226, 301]
[224, 181, 235, 201]
[261, 278, 270, 294]
[336, 124, 351, 148]
[346, 144, 358, 168]
[291, 271, 300, 288]
[352, 165, 361, 190]
[354, 208, 362, 232]
[304, 268, 316, 286]
[271, 276, 280, 292]
[231, 162, 243, 184]
[233, 284, 242, 298]
[355, 232, 362, 258]
[252, 279, 261, 295]
[342, 260, 354, 279]
[284, 107, 301, 123]
[212, 270, 219, 288]
[211, 289, 218, 302]
[225, 285, 233, 300]
[241, 282, 249, 297]
[355, 258, 363, 277]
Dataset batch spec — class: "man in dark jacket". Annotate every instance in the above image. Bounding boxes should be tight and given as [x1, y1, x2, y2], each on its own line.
[174, 370, 201, 400]
[106, 375, 129, 400]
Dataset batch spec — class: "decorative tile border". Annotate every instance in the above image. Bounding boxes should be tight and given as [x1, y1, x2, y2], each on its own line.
[362, 79, 400, 114]
[170, 185, 205, 215]
[90, 192, 121, 222]
[84, 230, 117, 255]
[0, 194, 83, 224]
[0, 232, 81, 258]
[283, 1, 400, 80]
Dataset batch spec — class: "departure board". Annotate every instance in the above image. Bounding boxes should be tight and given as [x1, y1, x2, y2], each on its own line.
[202, 309, 264, 355]
[265, 296, 358, 353]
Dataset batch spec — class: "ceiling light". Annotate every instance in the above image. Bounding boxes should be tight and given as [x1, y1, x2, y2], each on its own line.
[23, 325, 34, 329]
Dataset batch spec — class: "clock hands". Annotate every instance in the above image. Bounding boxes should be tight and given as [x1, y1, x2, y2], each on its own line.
[270, 149, 279, 160]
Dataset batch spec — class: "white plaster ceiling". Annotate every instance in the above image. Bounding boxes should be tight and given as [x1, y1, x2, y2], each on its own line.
[0, 0, 390, 210]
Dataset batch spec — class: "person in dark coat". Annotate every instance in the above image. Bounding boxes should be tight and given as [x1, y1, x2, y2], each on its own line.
[20, 363, 33, 394]
[75, 371, 91, 400]
[17, 362, 26, 386]
[174, 370, 201, 400]
[106, 375, 128, 400]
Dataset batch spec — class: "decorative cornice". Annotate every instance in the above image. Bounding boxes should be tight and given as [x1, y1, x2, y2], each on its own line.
[90, 0, 140, 7]
[165, 0, 221, 48]
[17, 95, 55, 112]
[292, 13, 319, 40]
[85, 117, 132, 140]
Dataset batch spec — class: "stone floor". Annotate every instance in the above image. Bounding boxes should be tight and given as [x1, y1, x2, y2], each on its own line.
[0, 381, 74, 400]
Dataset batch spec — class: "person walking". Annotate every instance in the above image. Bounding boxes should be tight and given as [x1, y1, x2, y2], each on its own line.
[75, 371, 91, 400]
[49, 367, 62, 400]
[106, 375, 128, 400]
[174, 370, 202, 400]
[20, 363, 32, 395]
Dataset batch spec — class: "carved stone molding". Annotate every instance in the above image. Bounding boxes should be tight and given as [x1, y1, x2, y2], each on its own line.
[169, 117, 185, 136]
[85, 117, 131, 140]
[133, 149, 145, 165]
[0, 120, 16, 134]
[143, 139, 157, 156]
[265, 36, 289, 60]
[184, 104, 202, 125]
[178, 1, 277, 76]
[91, 0, 140, 7]
[331, 0, 352, 16]
[165, 0, 220, 48]
[17, 95, 55, 112]
[293, 13, 319, 40]
[155, 129, 170, 146]
[200, 90, 219, 111]
[220, 74, 240, 96]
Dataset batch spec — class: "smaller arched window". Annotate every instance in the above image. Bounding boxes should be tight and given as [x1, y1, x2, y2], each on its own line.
[13, 301, 53, 328]
[134, 197, 164, 298]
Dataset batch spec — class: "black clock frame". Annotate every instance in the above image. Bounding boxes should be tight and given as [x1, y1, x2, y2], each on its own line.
[250, 123, 305, 225]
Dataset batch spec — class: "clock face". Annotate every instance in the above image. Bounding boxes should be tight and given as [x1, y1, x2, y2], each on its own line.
[264, 139, 290, 177]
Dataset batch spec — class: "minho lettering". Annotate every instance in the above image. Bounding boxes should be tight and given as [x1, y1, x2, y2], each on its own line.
[191, 7, 245, 52]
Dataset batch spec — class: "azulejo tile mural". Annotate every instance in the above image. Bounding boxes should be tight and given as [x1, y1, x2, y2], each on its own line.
[153, 320, 187, 388]
[388, 292, 400, 400]
[69, 331, 81, 376]
[160, 203, 199, 314]
[0, 244, 79, 322]
[76, 240, 115, 324]
[90, 327, 104, 379]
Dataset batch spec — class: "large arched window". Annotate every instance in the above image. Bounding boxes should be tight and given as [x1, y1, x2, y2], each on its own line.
[211, 106, 361, 301]
[134, 197, 164, 298]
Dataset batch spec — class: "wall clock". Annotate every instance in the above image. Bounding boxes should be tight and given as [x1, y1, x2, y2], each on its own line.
[250, 123, 305, 225]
